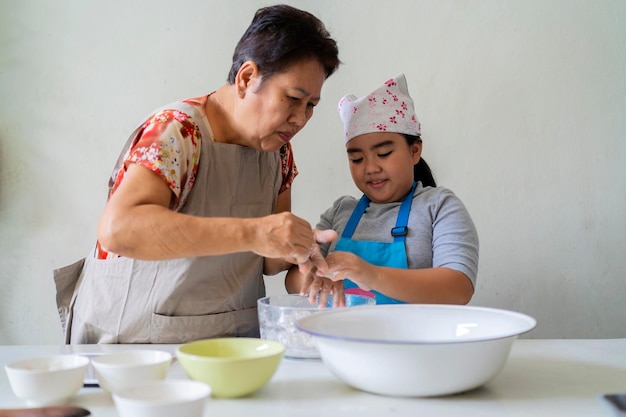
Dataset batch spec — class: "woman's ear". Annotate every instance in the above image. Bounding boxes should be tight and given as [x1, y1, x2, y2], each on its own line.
[235, 60, 260, 97]
[410, 141, 422, 164]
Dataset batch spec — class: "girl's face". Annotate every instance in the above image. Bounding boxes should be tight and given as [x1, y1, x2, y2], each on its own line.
[347, 132, 421, 203]
[238, 58, 326, 152]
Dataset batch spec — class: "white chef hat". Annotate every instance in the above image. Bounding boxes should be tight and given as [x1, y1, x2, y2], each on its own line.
[338, 73, 421, 144]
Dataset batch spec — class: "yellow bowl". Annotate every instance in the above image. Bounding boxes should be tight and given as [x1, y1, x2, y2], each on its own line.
[176, 338, 285, 398]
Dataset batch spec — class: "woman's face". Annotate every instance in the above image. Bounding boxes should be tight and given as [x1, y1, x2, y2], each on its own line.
[347, 132, 421, 203]
[239, 58, 326, 152]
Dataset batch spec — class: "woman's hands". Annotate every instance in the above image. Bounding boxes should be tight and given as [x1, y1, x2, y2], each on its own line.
[253, 214, 337, 274]
[252, 212, 320, 264]
[296, 229, 337, 276]
[284, 229, 347, 307]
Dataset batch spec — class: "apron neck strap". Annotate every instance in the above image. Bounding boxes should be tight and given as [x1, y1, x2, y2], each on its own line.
[341, 193, 371, 238]
[341, 182, 416, 242]
[391, 182, 416, 243]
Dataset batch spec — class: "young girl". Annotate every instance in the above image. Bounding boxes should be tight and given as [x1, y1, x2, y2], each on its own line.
[286, 73, 478, 305]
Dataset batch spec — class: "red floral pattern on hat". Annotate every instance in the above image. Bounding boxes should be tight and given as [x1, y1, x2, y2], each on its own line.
[338, 73, 420, 144]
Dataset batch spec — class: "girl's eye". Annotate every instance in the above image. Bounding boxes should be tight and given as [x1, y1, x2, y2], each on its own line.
[378, 151, 392, 158]
[350, 157, 363, 164]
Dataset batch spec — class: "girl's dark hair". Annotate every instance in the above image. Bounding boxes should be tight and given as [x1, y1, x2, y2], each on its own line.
[405, 134, 436, 187]
[227, 4, 340, 84]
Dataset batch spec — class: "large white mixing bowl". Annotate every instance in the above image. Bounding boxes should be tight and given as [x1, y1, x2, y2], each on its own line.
[296, 304, 536, 397]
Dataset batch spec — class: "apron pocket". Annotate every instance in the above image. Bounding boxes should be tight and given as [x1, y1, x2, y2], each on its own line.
[150, 307, 259, 343]
[71, 256, 133, 343]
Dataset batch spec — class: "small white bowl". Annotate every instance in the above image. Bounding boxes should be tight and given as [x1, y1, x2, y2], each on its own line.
[91, 350, 172, 393]
[5, 354, 89, 406]
[113, 380, 211, 417]
[297, 304, 536, 397]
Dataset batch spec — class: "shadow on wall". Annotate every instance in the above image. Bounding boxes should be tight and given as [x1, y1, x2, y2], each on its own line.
[0, 134, 12, 342]
[0, 136, 3, 341]
[0, 134, 33, 344]
[0, 133, 5, 208]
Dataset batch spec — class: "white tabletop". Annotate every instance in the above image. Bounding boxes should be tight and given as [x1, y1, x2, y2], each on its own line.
[1, 339, 625, 417]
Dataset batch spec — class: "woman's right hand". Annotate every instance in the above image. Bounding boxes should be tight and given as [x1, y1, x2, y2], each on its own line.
[252, 211, 317, 264]
[252, 213, 336, 269]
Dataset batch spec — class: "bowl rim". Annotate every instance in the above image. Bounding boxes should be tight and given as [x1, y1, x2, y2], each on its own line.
[296, 304, 537, 345]
[90, 349, 172, 368]
[176, 337, 285, 362]
[257, 293, 375, 310]
[5, 354, 90, 374]
[112, 380, 211, 404]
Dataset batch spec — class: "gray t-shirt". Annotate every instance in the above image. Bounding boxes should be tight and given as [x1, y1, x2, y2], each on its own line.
[317, 183, 479, 287]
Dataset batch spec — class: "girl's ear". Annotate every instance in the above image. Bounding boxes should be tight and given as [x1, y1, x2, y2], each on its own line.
[410, 141, 422, 164]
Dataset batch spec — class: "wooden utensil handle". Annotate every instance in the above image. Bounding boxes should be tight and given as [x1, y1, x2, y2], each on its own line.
[0, 406, 90, 417]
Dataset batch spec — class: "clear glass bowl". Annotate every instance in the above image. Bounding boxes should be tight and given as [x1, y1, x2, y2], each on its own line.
[257, 294, 375, 359]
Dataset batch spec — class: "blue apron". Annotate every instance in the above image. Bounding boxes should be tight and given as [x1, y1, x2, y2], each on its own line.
[334, 183, 416, 304]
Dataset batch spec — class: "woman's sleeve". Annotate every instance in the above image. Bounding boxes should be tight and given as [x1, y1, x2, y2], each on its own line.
[114, 109, 202, 210]
[278, 143, 299, 193]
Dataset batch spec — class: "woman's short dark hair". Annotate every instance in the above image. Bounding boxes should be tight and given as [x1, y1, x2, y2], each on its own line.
[404, 134, 437, 188]
[227, 4, 340, 84]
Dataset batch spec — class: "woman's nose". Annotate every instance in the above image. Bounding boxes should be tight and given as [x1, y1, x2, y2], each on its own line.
[289, 105, 309, 128]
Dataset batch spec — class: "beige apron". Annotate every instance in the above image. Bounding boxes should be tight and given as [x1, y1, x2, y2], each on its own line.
[53, 101, 282, 344]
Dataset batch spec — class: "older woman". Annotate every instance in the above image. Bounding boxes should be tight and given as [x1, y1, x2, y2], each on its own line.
[54, 4, 340, 344]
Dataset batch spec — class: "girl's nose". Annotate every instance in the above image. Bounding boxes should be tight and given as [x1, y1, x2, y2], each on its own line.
[365, 159, 382, 174]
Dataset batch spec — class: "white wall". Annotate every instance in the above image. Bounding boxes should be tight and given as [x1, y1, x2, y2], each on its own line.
[1, 0, 624, 344]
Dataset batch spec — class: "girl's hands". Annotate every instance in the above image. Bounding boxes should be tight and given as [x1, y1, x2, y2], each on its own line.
[299, 273, 346, 307]
[320, 251, 380, 292]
